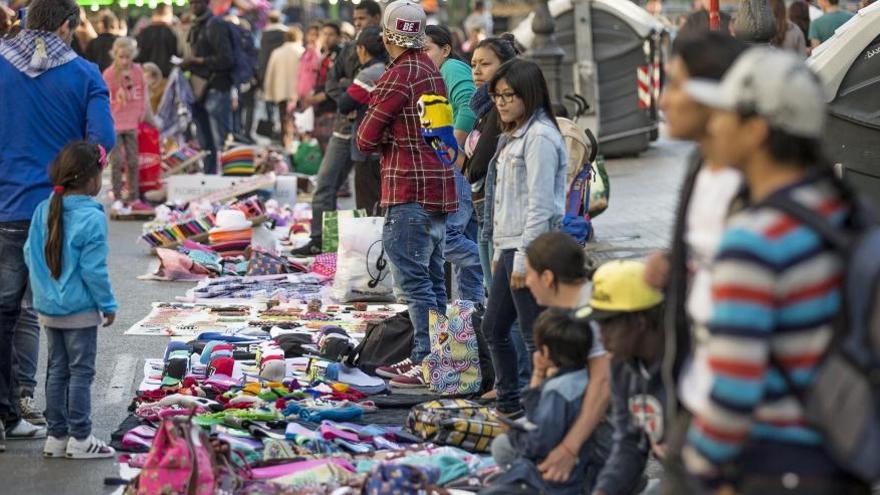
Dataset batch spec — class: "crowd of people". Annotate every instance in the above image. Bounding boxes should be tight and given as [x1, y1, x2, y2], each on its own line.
[0, 0, 878, 493]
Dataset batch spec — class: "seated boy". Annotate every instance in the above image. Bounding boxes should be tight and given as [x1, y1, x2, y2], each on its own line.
[585, 260, 666, 495]
[488, 308, 610, 495]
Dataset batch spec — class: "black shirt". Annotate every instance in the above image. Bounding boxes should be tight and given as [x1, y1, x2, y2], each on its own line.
[136, 22, 180, 77]
[187, 13, 235, 92]
[85, 33, 117, 73]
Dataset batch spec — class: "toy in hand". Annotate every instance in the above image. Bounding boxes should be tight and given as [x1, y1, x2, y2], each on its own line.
[417, 93, 458, 166]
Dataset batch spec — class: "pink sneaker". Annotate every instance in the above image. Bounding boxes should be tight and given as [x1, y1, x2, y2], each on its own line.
[375, 358, 415, 379]
[390, 364, 427, 389]
[130, 200, 154, 212]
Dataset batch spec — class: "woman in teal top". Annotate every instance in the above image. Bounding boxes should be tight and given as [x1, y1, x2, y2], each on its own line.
[424, 25, 485, 304]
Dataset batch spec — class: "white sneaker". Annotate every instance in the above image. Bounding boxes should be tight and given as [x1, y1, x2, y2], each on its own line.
[66, 435, 115, 459]
[111, 200, 131, 215]
[43, 436, 68, 458]
[6, 419, 47, 440]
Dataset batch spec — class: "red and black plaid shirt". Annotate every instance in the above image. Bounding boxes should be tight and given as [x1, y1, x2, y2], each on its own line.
[355, 49, 458, 213]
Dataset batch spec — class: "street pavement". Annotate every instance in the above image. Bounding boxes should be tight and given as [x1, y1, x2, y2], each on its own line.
[0, 136, 693, 494]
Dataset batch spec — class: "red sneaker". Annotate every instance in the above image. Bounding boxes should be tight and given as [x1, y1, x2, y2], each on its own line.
[375, 358, 415, 379]
[390, 364, 427, 389]
[130, 200, 154, 212]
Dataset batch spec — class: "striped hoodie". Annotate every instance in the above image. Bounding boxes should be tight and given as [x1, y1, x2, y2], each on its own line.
[683, 175, 848, 484]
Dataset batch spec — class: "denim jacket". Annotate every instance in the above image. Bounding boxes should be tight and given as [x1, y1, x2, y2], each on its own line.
[482, 109, 567, 274]
[24, 194, 117, 317]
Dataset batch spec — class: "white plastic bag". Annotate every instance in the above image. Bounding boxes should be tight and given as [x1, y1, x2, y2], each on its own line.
[332, 216, 394, 302]
[293, 106, 315, 133]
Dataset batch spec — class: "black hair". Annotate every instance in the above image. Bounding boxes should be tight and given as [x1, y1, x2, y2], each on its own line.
[534, 308, 593, 369]
[763, 128, 830, 169]
[490, 58, 558, 132]
[321, 21, 341, 36]
[474, 1, 485, 9]
[599, 303, 665, 337]
[27, 0, 79, 32]
[46, 141, 104, 279]
[473, 32, 521, 63]
[356, 26, 386, 60]
[671, 31, 745, 81]
[526, 232, 589, 290]
[99, 11, 118, 32]
[425, 25, 463, 62]
[354, 0, 381, 18]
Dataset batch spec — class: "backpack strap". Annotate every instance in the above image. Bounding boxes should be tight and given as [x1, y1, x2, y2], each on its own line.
[761, 194, 852, 253]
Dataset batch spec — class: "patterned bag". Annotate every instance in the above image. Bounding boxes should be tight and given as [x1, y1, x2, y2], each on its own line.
[405, 399, 503, 453]
[423, 301, 482, 395]
[321, 209, 367, 254]
[129, 416, 217, 495]
[363, 463, 442, 495]
[246, 247, 304, 276]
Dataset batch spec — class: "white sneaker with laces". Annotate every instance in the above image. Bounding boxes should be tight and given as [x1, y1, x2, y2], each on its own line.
[6, 419, 46, 440]
[66, 435, 115, 459]
[43, 436, 68, 458]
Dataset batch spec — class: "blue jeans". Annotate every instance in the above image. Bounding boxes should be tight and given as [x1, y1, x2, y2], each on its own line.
[309, 135, 354, 241]
[384, 203, 448, 364]
[444, 170, 484, 303]
[13, 287, 39, 397]
[193, 88, 233, 174]
[0, 221, 29, 426]
[483, 249, 543, 410]
[45, 326, 98, 440]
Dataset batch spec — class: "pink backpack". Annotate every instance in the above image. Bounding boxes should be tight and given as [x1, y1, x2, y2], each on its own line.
[132, 416, 217, 495]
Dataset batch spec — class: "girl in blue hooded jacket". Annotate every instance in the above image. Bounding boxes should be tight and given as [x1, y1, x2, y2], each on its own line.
[24, 141, 117, 460]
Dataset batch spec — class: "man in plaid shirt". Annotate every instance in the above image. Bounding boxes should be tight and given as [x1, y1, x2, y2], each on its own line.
[356, 0, 457, 389]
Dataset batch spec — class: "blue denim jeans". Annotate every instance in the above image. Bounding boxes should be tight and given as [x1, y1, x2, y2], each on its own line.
[13, 287, 39, 397]
[0, 221, 29, 426]
[45, 326, 98, 440]
[309, 135, 354, 241]
[383, 203, 448, 364]
[193, 88, 233, 174]
[483, 249, 543, 410]
[444, 170, 484, 303]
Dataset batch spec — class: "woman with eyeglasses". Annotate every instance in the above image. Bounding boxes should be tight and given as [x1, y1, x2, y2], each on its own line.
[482, 58, 568, 416]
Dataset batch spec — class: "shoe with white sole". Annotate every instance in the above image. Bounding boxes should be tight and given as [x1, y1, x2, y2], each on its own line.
[66, 435, 115, 459]
[6, 419, 46, 440]
[389, 364, 428, 389]
[20, 395, 46, 426]
[376, 358, 415, 379]
[43, 436, 68, 458]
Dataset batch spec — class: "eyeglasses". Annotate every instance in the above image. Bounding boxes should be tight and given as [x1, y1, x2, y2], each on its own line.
[490, 91, 517, 104]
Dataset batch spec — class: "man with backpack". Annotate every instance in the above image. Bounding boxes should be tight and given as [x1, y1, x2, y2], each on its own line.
[681, 47, 871, 494]
[182, 0, 234, 174]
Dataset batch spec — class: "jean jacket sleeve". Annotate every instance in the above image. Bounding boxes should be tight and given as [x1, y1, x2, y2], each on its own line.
[514, 130, 563, 274]
[595, 362, 649, 495]
[509, 387, 571, 461]
[78, 215, 118, 315]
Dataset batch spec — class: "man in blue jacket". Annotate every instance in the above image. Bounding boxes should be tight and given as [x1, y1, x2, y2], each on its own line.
[0, 0, 115, 451]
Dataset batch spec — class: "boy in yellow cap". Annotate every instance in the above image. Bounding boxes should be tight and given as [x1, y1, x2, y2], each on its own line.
[582, 260, 666, 495]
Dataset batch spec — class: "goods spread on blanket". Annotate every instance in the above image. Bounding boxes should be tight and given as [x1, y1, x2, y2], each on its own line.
[141, 196, 267, 247]
[116, 303, 501, 494]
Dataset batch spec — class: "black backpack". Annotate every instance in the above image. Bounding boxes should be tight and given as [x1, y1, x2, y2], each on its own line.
[345, 311, 414, 375]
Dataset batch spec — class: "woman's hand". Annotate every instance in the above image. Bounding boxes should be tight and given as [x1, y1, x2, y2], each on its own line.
[538, 442, 579, 483]
[510, 271, 526, 290]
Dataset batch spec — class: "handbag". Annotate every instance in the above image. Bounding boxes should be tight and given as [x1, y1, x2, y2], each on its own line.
[128, 415, 218, 495]
[345, 311, 413, 375]
[405, 399, 503, 453]
[423, 301, 482, 396]
[321, 209, 367, 256]
[246, 247, 304, 276]
[189, 74, 210, 103]
[256, 119, 275, 138]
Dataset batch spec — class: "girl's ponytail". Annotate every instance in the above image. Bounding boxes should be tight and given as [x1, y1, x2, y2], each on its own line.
[45, 142, 105, 279]
[45, 188, 65, 279]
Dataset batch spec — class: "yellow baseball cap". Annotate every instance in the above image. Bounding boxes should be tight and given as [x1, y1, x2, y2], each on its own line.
[576, 260, 664, 321]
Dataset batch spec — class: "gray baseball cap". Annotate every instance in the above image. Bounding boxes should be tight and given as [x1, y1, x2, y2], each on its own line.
[685, 47, 827, 139]
[382, 0, 427, 49]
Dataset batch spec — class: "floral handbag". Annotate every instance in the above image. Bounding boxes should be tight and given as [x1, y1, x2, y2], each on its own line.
[128, 416, 217, 495]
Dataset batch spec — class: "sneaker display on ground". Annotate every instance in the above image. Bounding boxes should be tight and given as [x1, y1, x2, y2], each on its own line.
[6, 419, 46, 440]
[290, 240, 322, 257]
[66, 435, 115, 459]
[43, 436, 68, 458]
[390, 365, 427, 389]
[376, 358, 415, 379]
[20, 395, 46, 426]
